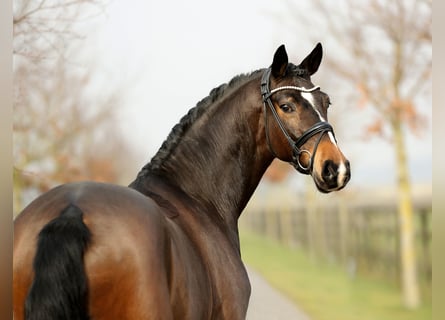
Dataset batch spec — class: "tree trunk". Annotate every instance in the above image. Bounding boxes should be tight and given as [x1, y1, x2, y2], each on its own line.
[392, 119, 420, 308]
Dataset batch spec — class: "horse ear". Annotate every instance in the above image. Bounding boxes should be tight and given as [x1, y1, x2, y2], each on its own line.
[271, 44, 288, 78]
[298, 43, 323, 76]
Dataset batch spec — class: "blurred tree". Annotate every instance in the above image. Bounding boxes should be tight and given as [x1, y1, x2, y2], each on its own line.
[13, 0, 105, 61]
[285, 0, 431, 308]
[13, 0, 135, 215]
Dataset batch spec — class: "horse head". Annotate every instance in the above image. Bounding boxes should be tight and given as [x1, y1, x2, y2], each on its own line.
[262, 43, 350, 192]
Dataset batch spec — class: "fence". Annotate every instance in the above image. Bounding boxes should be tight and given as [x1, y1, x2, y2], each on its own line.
[239, 185, 431, 288]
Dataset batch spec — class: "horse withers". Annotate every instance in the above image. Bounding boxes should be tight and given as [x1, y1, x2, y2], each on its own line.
[13, 43, 350, 320]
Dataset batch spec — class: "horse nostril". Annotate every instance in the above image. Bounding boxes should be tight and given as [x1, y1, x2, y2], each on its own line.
[343, 160, 351, 183]
[322, 160, 338, 186]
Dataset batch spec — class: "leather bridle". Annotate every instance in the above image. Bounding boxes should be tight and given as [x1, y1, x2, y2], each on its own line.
[260, 68, 335, 175]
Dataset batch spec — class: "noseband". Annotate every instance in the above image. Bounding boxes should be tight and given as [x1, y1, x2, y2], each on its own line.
[260, 68, 335, 174]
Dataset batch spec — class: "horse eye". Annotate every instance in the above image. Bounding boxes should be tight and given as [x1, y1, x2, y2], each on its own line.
[279, 104, 293, 113]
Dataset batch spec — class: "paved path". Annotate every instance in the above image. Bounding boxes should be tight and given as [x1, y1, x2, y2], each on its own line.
[246, 267, 311, 320]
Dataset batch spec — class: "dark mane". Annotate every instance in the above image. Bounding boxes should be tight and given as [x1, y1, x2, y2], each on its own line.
[135, 69, 263, 178]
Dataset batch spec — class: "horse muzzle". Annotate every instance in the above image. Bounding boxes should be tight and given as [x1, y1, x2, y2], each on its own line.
[312, 159, 351, 193]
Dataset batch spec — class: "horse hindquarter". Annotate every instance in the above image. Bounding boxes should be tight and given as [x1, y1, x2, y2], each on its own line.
[13, 182, 176, 320]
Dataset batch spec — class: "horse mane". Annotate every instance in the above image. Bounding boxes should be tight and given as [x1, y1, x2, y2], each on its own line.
[135, 69, 263, 178]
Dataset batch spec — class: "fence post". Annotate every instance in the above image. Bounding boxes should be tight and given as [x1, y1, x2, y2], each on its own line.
[338, 197, 349, 266]
[305, 177, 319, 261]
[278, 206, 293, 246]
[418, 208, 431, 282]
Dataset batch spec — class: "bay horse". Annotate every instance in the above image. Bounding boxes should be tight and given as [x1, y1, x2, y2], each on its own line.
[13, 43, 350, 320]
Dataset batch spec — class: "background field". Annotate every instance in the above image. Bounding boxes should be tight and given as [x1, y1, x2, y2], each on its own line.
[240, 230, 431, 320]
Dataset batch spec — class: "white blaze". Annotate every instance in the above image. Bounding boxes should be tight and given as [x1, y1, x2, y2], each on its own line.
[300, 91, 336, 144]
[301, 90, 349, 188]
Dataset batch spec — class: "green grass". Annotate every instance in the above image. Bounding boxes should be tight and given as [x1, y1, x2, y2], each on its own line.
[240, 230, 431, 320]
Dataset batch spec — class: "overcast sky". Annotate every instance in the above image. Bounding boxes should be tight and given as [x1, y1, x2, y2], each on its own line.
[79, 0, 431, 189]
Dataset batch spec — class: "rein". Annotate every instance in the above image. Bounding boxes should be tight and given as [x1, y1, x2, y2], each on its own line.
[260, 68, 335, 174]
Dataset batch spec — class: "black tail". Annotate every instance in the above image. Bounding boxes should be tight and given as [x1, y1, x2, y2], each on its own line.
[25, 204, 91, 320]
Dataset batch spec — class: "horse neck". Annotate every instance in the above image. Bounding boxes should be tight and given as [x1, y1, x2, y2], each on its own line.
[133, 75, 273, 229]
